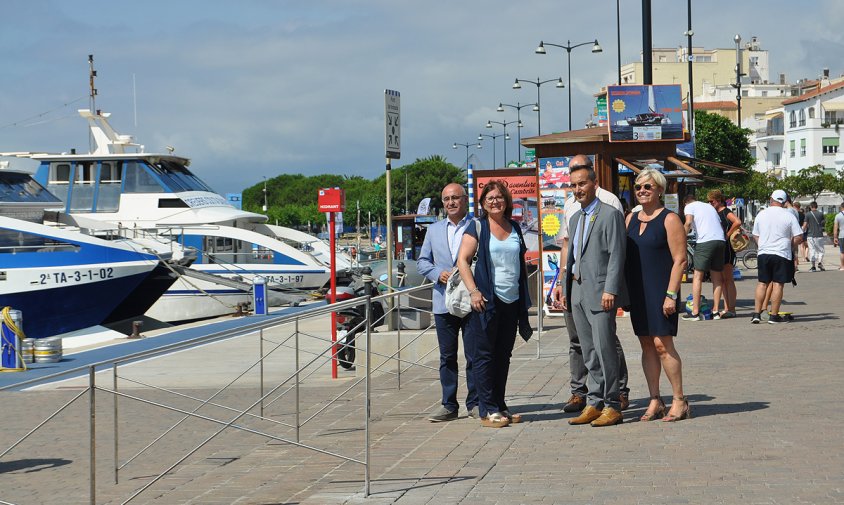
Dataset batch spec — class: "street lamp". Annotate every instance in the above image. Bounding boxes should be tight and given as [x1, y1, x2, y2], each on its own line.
[535, 39, 603, 131]
[684, 0, 695, 133]
[478, 132, 507, 169]
[732, 33, 745, 128]
[497, 102, 534, 162]
[486, 119, 519, 167]
[453, 141, 482, 217]
[262, 176, 268, 212]
[513, 77, 563, 135]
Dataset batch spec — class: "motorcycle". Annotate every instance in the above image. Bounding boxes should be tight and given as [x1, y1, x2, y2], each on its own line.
[326, 267, 386, 370]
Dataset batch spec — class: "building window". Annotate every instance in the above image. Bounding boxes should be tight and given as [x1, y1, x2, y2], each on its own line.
[800, 138, 806, 156]
[761, 90, 768, 97]
[798, 109, 806, 126]
[789, 111, 797, 128]
[825, 110, 838, 123]
[772, 153, 780, 165]
[808, 107, 815, 119]
[789, 140, 795, 157]
[822, 137, 839, 154]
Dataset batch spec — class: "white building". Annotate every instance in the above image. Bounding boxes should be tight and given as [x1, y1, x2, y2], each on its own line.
[780, 78, 844, 176]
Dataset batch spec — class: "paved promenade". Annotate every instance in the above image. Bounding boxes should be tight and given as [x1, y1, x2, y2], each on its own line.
[1, 250, 842, 504]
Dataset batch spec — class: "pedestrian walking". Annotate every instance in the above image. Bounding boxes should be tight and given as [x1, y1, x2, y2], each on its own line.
[682, 194, 726, 321]
[804, 201, 826, 271]
[708, 189, 741, 319]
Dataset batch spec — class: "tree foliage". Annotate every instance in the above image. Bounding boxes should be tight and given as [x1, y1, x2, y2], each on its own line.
[241, 155, 465, 228]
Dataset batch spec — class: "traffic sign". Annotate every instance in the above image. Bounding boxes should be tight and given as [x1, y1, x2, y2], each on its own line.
[385, 89, 401, 159]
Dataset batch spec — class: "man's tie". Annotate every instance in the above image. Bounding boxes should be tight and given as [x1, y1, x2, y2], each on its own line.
[573, 209, 586, 280]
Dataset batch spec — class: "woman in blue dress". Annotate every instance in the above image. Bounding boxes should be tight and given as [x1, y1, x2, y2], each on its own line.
[624, 169, 690, 422]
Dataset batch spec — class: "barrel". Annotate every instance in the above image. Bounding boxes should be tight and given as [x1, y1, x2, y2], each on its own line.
[21, 338, 36, 364]
[34, 337, 63, 363]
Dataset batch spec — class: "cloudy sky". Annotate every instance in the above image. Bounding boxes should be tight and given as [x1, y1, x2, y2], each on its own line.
[1, 1, 842, 194]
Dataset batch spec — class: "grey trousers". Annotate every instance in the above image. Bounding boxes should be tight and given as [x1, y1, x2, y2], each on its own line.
[570, 282, 622, 411]
[565, 310, 628, 398]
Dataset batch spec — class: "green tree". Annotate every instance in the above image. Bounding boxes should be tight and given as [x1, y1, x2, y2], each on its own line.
[693, 110, 754, 188]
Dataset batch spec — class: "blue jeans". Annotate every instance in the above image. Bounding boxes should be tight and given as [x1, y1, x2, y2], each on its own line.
[467, 297, 519, 418]
[434, 313, 477, 412]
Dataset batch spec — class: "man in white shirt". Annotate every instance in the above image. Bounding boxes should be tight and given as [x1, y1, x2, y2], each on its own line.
[682, 194, 726, 321]
[551, 154, 629, 414]
[751, 190, 803, 324]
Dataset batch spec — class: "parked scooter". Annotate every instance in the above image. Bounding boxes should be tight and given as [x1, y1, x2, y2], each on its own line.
[327, 267, 386, 370]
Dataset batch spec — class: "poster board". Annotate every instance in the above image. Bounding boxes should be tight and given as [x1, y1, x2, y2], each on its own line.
[607, 84, 684, 142]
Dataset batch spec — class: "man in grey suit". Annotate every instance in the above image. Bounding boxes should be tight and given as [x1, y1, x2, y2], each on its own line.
[417, 183, 477, 422]
[560, 161, 629, 427]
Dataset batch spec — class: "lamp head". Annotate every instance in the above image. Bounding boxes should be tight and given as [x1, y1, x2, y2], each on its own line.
[532, 105, 539, 112]
[684, 29, 694, 37]
[478, 134, 483, 141]
[452, 143, 458, 149]
[476, 143, 482, 149]
[535, 41, 546, 54]
[497, 103, 504, 112]
[505, 133, 511, 140]
[556, 78, 565, 88]
[517, 120, 523, 128]
[513, 79, 521, 89]
[734, 34, 741, 44]
[591, 40, 602, 53]
[486, 121, 492, 128]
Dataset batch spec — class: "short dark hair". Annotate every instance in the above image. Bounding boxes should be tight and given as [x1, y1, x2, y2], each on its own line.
[569, 158, 596, 182]
[478, 179, 513, 219]
[810, 201, 818, 209]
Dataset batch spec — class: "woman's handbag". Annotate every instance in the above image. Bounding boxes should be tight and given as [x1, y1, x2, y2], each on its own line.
[444, 220, 481, 317]
[729, 229, 749, 252]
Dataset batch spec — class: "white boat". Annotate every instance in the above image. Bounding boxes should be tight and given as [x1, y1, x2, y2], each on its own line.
[0, 170, 160, 338]
[4, 110, 331, 322]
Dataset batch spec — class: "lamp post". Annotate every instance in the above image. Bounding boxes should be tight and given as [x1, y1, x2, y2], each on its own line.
[453, 141, 482, 217]
[732, 34, 744, 128]
[262, 176, 268, 212]
[497, 102, 534, 162]
[683, 0, 694, 133]
[513, 77, 563, 135]
[486, 119, 519, 167]
[478, 132, 506, 169]
[535, 39, 603, 131]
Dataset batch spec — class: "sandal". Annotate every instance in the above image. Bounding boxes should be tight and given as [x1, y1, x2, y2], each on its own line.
[480, 412, 510, 428]
[662, 396, 691, 422]
[640, 395, 666, 422]
[502, 410, 522, 424]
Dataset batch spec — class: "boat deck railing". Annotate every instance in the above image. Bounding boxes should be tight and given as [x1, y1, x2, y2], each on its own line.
[0, 261, 553, 505]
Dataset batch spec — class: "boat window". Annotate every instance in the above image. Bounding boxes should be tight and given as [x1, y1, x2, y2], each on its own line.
[0, 227, 79, 253]
[47, 162, 72, 203]
[123, 160, 165, 193]
[250, 242, 275, 264]
[69, 162, 96, 212]
[0, 172, 61, 203]
[96, 161, 122, 212]
[151, 159, 215, 193]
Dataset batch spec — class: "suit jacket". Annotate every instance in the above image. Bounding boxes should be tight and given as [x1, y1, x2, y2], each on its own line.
[564, 199, 629, 310]
[417, 216, 470, 314]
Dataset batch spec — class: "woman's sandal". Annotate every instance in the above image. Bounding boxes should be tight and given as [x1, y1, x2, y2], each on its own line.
[480, 412, 510, 428]
[662, 396, 691, 422]
[640, 395, 666, 422]
[502, 410, 522, 424]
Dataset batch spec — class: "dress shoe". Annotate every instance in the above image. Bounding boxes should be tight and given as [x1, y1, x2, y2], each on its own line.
[568, 405, 602, 425]
[620, 392, 630, 411]
[590, 407, 623, 427]
[562, 394, 585, 413]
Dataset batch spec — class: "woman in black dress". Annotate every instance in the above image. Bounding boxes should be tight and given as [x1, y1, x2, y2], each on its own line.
[625, 169, 690, 422]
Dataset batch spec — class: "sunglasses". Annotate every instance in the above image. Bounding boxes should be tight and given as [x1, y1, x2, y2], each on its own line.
[634, 183, 655, 191]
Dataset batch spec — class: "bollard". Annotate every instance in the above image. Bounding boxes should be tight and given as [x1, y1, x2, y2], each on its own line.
[233, 303, 245, 317]
[126, 320, 144, 339]
[253, 276, 268, 315]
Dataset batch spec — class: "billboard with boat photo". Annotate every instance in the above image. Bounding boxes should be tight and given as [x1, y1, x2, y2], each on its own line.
[607, 84, 684, 142]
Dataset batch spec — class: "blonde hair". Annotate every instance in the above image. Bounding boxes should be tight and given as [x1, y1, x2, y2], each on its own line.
[635, 168, 666, 192]
[707, 189, 725, 204]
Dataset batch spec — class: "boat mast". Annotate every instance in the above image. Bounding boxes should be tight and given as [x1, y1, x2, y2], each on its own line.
[88, 54, 98, 153]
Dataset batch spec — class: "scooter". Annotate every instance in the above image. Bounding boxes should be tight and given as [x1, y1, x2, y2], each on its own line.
[327, 267, 386, 370]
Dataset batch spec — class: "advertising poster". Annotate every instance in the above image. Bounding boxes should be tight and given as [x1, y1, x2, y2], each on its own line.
[474, 169, 540, 254]
[539, 156, 572, 189]
[607, 84, 684, 142]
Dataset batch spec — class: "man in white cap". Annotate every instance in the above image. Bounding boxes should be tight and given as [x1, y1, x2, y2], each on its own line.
[750, 190, 803, 324]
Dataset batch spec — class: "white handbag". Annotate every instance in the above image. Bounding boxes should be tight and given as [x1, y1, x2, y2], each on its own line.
[444, 220, 480, 317]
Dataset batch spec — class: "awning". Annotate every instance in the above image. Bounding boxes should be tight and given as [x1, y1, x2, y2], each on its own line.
[763, 111, 784, 119]
[615, 155, 741, 184]
[822, 101, 844, 111]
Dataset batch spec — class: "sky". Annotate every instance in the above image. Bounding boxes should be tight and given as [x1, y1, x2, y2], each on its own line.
[1, 0, 842, 195]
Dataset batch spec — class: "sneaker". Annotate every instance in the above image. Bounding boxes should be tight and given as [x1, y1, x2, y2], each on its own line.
[810, 266, 817, 272]
[750, 313, 761, 324]
[768, 314, 784, 324]
[720, 311, 736, 319]
[819, 264, 825, 271]
[427, 406, 458, 422]
[467, 406, 479, 419]
[712, 312, 722, 320]
[681, 312, 704, 321]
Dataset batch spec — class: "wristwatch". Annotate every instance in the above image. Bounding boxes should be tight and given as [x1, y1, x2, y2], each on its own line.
[665, 291, 678, 300]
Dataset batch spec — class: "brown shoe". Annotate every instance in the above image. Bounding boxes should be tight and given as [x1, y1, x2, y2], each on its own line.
[591, 407, 623, 427]
[568, 405, 602, 425]
[620, 392, 630, 411]
[562, 394, 585, 413]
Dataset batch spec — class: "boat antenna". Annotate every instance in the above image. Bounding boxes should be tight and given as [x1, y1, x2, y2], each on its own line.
[88, 54, 98, 152]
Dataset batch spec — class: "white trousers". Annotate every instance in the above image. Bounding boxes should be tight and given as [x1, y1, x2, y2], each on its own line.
[808, 236, 825, 264]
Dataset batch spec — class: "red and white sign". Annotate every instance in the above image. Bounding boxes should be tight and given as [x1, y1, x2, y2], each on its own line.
[318, 187, 346, 212]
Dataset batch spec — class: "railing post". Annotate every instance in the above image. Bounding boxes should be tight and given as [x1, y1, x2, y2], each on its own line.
[259, 328, 264, 418]
[113, 364, 118, 485]
[365, 291, 372, 497]
[295, 318, 300, 443]
[396, 288, 402, 390]
[89, 366, 96, 505]
[536, 261, 543, 359]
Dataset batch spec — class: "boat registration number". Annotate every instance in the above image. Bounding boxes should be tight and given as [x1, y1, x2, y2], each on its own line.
[262, 274, 304, 284]
[36, 268, 115, 285]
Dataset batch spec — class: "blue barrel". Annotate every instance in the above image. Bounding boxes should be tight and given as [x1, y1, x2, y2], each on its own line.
[1, 309, 24, 369]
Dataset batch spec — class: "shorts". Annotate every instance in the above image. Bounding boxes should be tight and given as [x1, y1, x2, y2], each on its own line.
[839, 239, 844, 254]
[758, 254, 794, 284]
[694, 240, 726, 272]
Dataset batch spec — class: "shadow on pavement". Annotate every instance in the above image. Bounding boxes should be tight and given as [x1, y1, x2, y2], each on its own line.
[0, 458, 72, 474]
